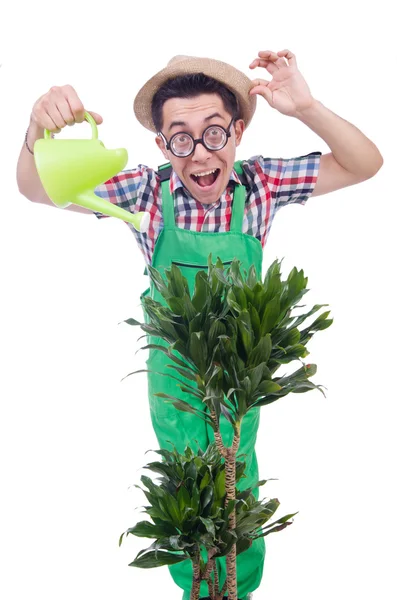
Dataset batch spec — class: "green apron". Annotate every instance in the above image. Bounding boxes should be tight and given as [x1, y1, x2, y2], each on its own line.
[140, 162, 265, 599]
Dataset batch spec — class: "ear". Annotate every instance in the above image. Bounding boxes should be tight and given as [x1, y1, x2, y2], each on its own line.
[234, 119, 245, 147]
[155, 135, 169, 161]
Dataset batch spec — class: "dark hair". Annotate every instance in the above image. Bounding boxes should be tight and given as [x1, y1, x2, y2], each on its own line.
[151, 73, 240, 132]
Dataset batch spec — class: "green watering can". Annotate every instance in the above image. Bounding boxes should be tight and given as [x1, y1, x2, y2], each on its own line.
[34, 111, 150, 233]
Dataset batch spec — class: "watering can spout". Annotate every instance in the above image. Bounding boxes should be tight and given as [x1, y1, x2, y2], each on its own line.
[34, 112, 150, 233]
[76, 189, 150, 233]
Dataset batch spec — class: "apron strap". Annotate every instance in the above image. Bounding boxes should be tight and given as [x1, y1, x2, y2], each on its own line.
[157, 163, 176, 230]
[230, 160, 247, 233]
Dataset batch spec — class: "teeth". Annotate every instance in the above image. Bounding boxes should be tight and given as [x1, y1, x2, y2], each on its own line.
[193, 168, 217, 177]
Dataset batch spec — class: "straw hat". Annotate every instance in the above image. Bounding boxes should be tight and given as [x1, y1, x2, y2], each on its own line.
[133, 55, 257, 133]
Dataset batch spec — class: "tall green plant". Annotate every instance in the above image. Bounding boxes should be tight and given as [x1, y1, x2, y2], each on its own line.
[124, 256, 332, 599]
[120, 443, 296, 600]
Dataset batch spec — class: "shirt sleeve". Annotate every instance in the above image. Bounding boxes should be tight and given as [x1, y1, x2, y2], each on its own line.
[92, 167, 145, 219]
[255, 151, 322, 210]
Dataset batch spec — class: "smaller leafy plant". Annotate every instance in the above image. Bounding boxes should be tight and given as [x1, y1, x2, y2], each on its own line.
[120, 443, 296, 600]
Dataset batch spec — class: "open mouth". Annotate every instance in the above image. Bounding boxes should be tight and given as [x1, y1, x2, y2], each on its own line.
[190, 168, 220, 191]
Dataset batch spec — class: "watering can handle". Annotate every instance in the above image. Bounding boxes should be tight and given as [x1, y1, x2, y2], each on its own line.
[43, 111, 98, 140]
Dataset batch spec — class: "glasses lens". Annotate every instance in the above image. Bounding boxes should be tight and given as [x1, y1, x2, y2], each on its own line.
[171, 133, 194, 157]
[203, 126, 227, 150]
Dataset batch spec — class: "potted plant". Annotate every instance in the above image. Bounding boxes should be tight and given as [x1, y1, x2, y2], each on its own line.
[120, 442, 296, 600]
[123, 256, 332, 599]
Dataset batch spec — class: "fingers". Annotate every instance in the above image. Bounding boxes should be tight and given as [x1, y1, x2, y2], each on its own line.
[249, 58, 269, 69]
[249, 78, 272, 102]
[250, 78, 270, 88]
[87, 111, 103, 124]
[30, 84, 103, 134]
[276, 49, 297, 67]
[257, 50, 280, 63]
[249, 49, 296, 71]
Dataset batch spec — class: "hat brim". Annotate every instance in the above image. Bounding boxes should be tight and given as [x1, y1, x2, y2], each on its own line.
[133, 57, 257, 133]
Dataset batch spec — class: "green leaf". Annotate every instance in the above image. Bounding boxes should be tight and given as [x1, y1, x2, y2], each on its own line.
[178, 386, 204, 400]
[228, 259, 244, 288]
[224, 499, 237, 519]
[154, 396, 214, 428]
[167, 364, 198, 382]
[191, 272, 209, 312]
[166, 493, 182, 525]
[246, 362, 267, 392]
[260, 295, 281, 336]
[292, 381, 327, 397]
[235, 460, 246, 484]
[199, 470, 211, 491]
[226, 289, 241, 313]
[168, 535, 195, 551]
[182, 292, 197, 321]
[248, 335, 272, 367]
[189, 332, 208, 374]
[236, 536, 253, 556]
[147, 266, 172, 299]
[208, 320, 227, 351]
[213, 267, 230, 286]
[185, 460, 198, 484]
[166, 296, 186, 315]
[234, 286, 247, 310]
[248, 304, 261, 343]
[236, 310, 253, 357]
[247, 265, 258, 288]
[220, 402, 235, 425]
[169, 263, 190, 298]
[129, 550, 188, 568]
[121, 317, 141, 326]
[254, 380, 282, 396]
[177, 485, 191, 513]
[206, 364, 223, 388]
[124, 521, 177, 539]
[199, 517, 215, 538]
[278, 327, 301, 348]
[214, 469, 226, 500]
[143, 461, 180, 483]
[191, 482, 200, 515]
[200, 486, 213, 511]
[259, 511, 299, 532]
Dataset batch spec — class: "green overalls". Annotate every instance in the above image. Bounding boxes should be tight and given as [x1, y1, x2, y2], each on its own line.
[140, 162, 265, 599]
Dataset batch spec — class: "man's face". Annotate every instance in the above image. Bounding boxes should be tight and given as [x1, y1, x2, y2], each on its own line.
[155, 93, 245, 205]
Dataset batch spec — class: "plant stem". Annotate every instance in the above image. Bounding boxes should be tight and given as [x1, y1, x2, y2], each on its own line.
[225, 445, 238, 600]
[202, 548, 216, 581]
[190, 549, 202, 600]
[210, 407, 227, 458]
[213, 559, 220, 596]
[207, 560, 224, 600]
[224, 423, 241, 600]
[206, 562, 215, 600]
[209, 403, 241, 600]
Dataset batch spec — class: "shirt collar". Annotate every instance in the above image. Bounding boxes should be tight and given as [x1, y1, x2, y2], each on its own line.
[169, 167, 242, 196]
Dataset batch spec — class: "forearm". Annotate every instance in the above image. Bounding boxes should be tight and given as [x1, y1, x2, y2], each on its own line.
[16, 119, 47, 202]
[295, 99, 383, 176]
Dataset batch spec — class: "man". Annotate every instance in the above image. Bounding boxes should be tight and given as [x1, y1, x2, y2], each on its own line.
[17, 50, 383, 600]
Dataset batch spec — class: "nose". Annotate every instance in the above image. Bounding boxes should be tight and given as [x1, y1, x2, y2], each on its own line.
[191, 140, 212, 162]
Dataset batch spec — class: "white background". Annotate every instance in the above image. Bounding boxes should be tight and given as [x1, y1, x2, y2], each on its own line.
[1, 1, 395, 599]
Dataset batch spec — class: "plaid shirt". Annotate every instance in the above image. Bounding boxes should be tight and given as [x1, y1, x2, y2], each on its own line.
[93, 152, 322, 266]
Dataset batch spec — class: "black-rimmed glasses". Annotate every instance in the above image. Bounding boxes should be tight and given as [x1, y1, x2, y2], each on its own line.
[158, 116, 235, 158]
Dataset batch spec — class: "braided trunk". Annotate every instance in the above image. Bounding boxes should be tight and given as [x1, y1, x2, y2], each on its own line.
[225, 427, 241, 600]
[190, 549, 202, 600]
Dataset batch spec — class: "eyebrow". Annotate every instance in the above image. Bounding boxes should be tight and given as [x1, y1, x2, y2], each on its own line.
[168, 112, 225, 133]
